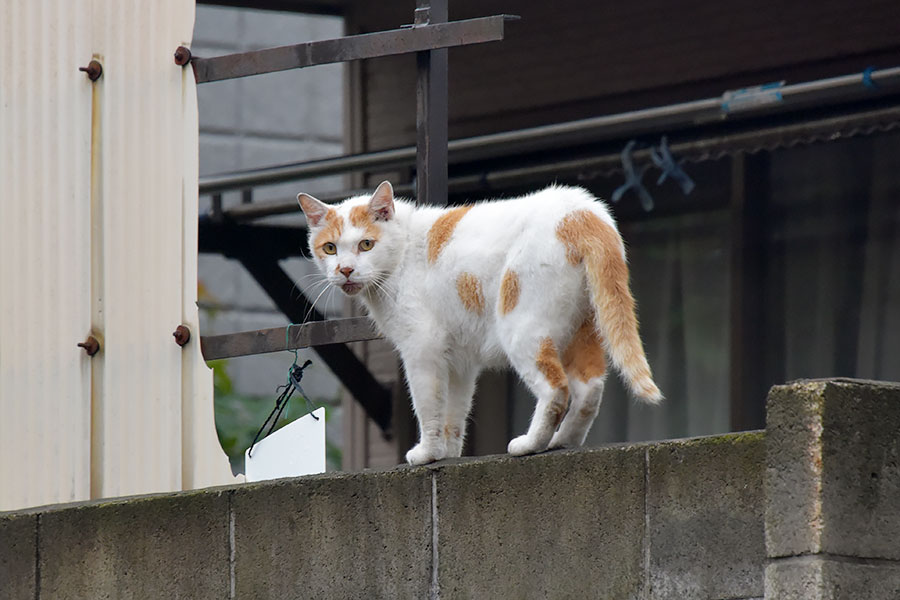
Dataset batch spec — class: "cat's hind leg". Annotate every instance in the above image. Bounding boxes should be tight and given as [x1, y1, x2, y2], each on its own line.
[504, 336, 572, 456]
[550, 314, 608, 449]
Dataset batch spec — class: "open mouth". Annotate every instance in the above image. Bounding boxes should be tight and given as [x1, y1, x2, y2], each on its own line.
[341, 281, 363, 295]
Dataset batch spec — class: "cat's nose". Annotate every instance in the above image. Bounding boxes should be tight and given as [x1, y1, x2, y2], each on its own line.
[339, 266, 354, 279]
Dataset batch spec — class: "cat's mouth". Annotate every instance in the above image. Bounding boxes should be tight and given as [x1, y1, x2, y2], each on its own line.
[341, 281, 364, 295]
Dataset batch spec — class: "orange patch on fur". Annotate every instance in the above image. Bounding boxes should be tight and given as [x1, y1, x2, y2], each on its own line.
[427, 205, 472, 264]
[555, 209, 621, 266]
[312, 210, 343, 258]
[444, 424, 461, 439]
[536, 338, 569, 391]
[348, 205, 370, 228]
[498, 269, 520, 315]
[536, 338, 569, 427]
[456, 272, 485, 315]
[348, 204, 381, 241]
[562, 313, 607, 382]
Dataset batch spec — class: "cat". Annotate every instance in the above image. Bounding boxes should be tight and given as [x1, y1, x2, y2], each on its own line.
[297, 181, 662, 465]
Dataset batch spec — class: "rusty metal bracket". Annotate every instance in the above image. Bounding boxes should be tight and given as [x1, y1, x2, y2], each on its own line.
[79, 60, 103, 82]
[174, 46, 192, 66]
[77, 336, 101, 356]
[173, 325, 191, 347]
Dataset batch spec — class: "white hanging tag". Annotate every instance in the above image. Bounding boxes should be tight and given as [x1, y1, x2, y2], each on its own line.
[244, 407, 326, 482]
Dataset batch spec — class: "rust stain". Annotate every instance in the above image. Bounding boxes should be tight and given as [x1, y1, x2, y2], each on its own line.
[427, 205, 472, 264]
[498, 269, 520, 315]
[456, 272, 485, 315]
[562, 312, 607, 382]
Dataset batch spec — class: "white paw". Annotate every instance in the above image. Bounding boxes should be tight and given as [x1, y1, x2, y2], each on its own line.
[405, 443, 443, 466]
[548, 432, 575, 450]
[507, 434, 546, 456]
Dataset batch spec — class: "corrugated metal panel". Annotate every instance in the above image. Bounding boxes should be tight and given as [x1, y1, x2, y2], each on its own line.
[1, 0, 233, 510]
[178, 27, 236, 490]
[88, 0, 185, 497]
[0, 0, 94, 511]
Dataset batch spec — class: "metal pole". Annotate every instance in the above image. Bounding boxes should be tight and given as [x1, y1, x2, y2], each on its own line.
[415, 0, 449, 206]
[198, 66, 900, 196]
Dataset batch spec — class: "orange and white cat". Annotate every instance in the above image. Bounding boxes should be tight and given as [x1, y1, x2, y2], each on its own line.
[298, 181, 661, 465]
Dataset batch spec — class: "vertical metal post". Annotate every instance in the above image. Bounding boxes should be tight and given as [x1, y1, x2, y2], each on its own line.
[415, 0, 449, 206]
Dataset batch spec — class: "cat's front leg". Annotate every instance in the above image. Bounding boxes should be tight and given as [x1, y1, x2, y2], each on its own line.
[401, 350, 450, 466]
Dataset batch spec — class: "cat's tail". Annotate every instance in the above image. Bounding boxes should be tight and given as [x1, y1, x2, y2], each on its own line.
[579, 212, 663, 404]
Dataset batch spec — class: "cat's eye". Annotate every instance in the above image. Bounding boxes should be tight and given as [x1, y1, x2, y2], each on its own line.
[358, 239, 375, 252]
[322, 242, 337, 255]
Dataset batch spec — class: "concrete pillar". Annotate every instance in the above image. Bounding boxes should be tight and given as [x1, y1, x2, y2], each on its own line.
[765, 379, 900, 599]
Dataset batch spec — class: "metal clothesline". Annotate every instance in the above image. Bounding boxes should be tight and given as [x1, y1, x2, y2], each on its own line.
[198, 65, 900, 199]
[212, 102, 900, 223]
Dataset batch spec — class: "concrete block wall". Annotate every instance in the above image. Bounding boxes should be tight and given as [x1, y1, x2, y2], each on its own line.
[1, 433, 764, 600]
[765, 379, 900, 599]
[3, 379, 898, 599]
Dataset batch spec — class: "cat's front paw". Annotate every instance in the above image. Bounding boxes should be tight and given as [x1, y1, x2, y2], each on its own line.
[405, 443, 444, 466]
[507, 434, 546, 457]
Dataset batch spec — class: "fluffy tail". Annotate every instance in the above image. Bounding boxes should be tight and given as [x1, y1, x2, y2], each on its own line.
[576, 212, 662, 403]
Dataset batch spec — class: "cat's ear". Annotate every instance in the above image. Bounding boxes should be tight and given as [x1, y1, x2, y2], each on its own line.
[297, 192, 329, 227]
[369, 181, 395, 222]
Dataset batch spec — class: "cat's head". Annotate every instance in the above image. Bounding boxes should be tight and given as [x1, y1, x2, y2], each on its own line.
[297, 181, 402, 298]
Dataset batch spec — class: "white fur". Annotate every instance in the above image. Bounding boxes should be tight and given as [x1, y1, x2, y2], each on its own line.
[298, 182, 658, 465]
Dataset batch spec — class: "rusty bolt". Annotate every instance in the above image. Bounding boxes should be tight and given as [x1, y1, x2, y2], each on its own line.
[174, 46, 192, 66]
[79, 60, 103, 81]
[173, 325, 191, 347]
[77, 335, 101, 356]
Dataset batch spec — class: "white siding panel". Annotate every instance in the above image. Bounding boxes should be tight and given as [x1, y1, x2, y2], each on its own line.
[0, 0, 93, 510]
[89, 0, 192, 497]
[180, 65, 237, 489]
[1, 0, 233, 510]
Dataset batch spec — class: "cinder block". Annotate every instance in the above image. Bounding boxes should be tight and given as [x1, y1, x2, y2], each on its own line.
[197, 78, 241, 132]
[647, 432, 765, 600]
[766, 556, 900, 600]
[194, 5, 243, 47]
[239, 12, 342, 50]
[237, 66, 344, 140]
[238, 137, 344, 202]
[38, 490, 230, 599]
[232, 469, 432, 599]
[766, 379, 900, 560]
[434, 447, 646, 600]
[199, 133, 241, 176]
[0, 513, 36, 600]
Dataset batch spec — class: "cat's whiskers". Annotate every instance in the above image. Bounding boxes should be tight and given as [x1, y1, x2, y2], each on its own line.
[301, 277, 334, 322]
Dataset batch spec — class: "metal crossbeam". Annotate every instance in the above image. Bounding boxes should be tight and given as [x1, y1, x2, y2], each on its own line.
[233, 255, 393, 435]
[192, 15, 509, 83]
[201, 317, 381, 360]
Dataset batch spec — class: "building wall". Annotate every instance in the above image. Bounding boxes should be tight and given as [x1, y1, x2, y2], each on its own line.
[349, 0, 900, 150]
[0, 0, 234, 511]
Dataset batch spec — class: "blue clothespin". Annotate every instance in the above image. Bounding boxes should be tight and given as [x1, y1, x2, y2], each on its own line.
[650, 136, 695, 195]
[612, 140, 655, 211]
[862, 67, 878, 90]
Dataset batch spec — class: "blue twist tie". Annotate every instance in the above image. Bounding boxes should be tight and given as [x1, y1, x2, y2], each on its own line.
[650, 136, 695, 195]
[862, 67, 878, 89]
[612, 140, 655, 211]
